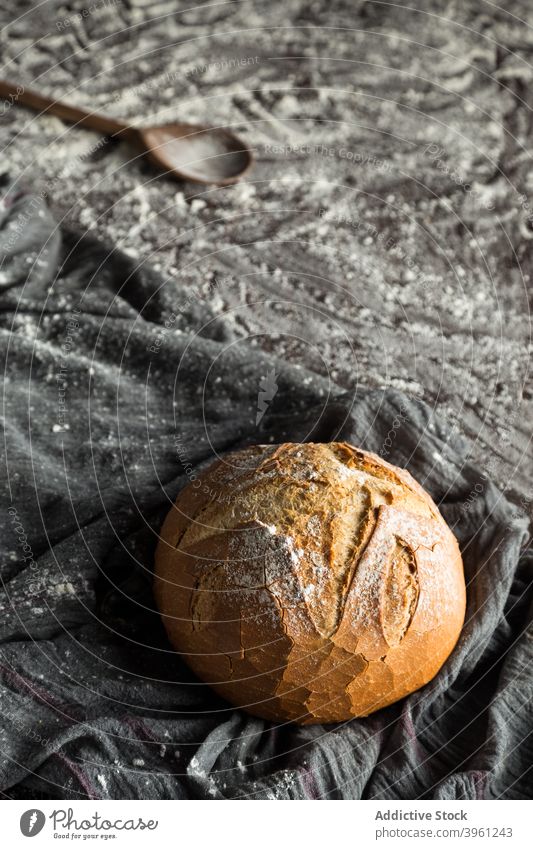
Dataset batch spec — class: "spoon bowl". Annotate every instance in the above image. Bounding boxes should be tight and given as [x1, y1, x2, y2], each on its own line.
[139, 123, 253, 185]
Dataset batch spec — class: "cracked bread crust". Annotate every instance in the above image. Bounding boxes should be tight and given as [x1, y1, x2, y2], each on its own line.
[154, 443, 466, 724]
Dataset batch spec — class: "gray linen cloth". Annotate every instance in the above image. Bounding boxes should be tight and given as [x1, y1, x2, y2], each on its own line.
[0, 192, 531, 799]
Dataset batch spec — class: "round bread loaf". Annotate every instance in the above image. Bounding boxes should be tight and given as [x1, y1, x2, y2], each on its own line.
[154, 443, 466, 724]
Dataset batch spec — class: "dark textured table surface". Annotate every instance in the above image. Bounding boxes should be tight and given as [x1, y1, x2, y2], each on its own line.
[2, 0, 532, 515]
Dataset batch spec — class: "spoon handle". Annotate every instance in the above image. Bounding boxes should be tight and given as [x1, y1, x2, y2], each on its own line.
[0, 79, 131, 138]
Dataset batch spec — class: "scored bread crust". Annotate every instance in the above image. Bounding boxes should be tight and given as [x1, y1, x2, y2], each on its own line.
[154, 443, 466, 724]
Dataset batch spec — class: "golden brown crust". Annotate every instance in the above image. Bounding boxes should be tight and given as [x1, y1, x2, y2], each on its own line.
[154, 442, 466, 724]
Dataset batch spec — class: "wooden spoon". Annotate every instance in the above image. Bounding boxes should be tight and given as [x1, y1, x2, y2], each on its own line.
[0, 79, 253, 186]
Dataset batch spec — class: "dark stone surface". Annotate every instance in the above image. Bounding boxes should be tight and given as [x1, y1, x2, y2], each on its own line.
[1, 0, 531, 515]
